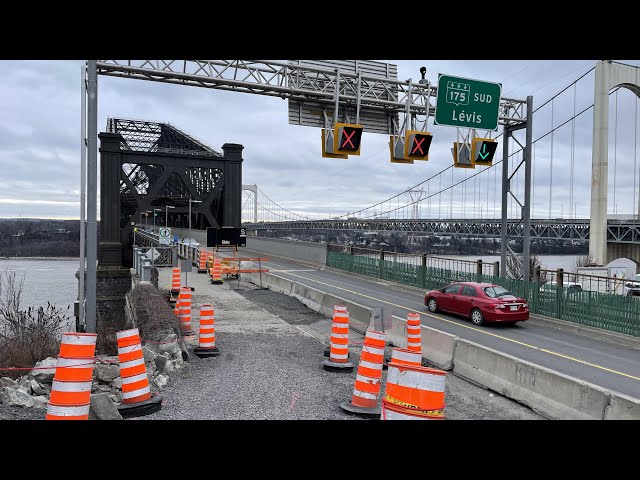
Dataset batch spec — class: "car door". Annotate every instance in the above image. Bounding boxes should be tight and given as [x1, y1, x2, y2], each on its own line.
[439, 284, 462, 312]
[455, 285, 478, 316]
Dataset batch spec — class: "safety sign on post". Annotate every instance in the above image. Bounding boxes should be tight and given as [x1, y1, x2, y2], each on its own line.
[159, 227, 171, 245]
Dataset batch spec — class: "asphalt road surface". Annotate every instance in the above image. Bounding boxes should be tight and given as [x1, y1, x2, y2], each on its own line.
[238, 248, 640, 400]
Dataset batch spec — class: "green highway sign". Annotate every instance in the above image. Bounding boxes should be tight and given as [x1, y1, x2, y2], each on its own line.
[434, 74, 502, 131]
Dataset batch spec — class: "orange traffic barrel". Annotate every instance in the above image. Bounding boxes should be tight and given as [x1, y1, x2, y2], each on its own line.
[322, 306, 354, 372]
[198, 250, 208, 272]
[115, 328, 162, 418]
[380, 398, 444, 420]
[340, 330, 386, 417]
[194, 303, 220, 358]
[46, 332, 97, 420]
[406, 312, 422, 353]
[382, 361, 446, 419]
[210, 257, 223, 284]
[178, 287, 194, 335]
[324, 305, 349, 358]
[171, 267, 181, 293]
[390, 347, 422, 367]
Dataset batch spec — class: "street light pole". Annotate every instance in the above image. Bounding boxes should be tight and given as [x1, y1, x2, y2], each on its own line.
[188, 199, 202, 231]
[165, 205, 175, 227]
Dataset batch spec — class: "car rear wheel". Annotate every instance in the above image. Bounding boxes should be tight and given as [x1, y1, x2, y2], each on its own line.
[427, 298, 438, 313]
[470, 308, 484, 326]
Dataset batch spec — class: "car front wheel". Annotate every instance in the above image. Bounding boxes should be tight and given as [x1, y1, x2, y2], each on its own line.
[470, 308, 484, 326]
[427, 298, 438, 313]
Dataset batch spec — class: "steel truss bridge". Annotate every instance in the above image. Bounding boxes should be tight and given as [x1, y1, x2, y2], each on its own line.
[242, 218, 640, 243]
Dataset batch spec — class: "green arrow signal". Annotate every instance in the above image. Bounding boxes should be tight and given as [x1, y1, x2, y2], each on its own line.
[479, 144, 489, 160]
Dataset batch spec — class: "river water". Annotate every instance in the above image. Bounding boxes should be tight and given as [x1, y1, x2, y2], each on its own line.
[0, 258, 79, 331]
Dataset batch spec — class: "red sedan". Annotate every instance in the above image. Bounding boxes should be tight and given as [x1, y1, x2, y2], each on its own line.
[424, 282, 529, 326]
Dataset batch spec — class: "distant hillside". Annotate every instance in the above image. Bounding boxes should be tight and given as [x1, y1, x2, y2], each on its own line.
[0, 219, 81, 257]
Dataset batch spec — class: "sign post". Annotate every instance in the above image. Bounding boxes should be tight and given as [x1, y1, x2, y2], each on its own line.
[434, 74, 502, 130]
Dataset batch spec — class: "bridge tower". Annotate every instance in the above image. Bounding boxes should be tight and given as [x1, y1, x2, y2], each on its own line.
[590, 61, 640, 265]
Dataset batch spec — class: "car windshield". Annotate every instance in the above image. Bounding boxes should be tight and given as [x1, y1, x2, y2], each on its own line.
[483, 286, 512, 298]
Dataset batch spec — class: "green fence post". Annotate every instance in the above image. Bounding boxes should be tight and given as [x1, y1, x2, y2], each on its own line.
[349, 246, 354, 272]
[422, 254, 427, 289]
[556, 268, 564, 320]
[379, 249, 384, 279]
[476, 259, 483, 283]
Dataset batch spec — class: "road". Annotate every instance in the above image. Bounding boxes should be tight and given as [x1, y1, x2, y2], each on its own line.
[236, 248, 640, 400]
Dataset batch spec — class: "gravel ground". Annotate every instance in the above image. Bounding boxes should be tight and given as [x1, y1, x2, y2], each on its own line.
[0, 403, 44, 420]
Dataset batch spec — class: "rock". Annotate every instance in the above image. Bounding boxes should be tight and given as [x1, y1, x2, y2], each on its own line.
[164, 360, 175, 374]
[146, 362, 156, 377]
[112, 377, 122, 389]
[1, 387, 34, 408]
[0, 377, 18, 389]
[154, 355, 168, 373]
[91, 382, 101, 393]
[94, 364, 120, 383]
[94, 385, 111, 394]
[32, 396, 48, 409]
[89, 393, 123, 420]
[177, 340, 190, 361]
[17, 377, 32, 395]
[158, 341, 181, 358]
[30, 380, 46, 396]
[142, 346, 158, 363]
[153, 374, 168, 389]
[30, 357, 57, 384]
[108, 394, 120, 404]
[173, 354, 184, 368]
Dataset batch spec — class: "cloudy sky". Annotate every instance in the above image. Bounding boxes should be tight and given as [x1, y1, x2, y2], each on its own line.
[1, 59, 640, 221]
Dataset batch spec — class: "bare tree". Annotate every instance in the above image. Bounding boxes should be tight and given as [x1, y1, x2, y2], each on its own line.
[576, 254, 596, 269]
[506, 254, 548, 282]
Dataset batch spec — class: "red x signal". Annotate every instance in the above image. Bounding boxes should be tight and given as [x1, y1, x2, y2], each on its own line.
[341, 129, 356, 149]
[333, 123, 363, 155]
[404, 131, 432, 160]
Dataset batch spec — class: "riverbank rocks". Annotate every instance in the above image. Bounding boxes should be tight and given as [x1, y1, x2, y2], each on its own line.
[94, 363, 120, 383]
[29, 357, 57, 384]
[30, 380, 47, 396]
[1, 387, 34, 408]
[32, 396, 48, 409]
[89, 393, 122, 420]
[0, 378, 18, 389]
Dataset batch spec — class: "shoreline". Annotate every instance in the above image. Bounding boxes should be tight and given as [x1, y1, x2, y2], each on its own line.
[0, 257, 79, 261]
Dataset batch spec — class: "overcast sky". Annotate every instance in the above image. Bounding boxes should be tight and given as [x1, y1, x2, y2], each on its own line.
[1, 59, 640, 221]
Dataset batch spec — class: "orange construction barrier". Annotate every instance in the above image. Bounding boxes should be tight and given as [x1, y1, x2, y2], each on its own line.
[322, 305, 354, 372]
[198, 250, 209, 273]
[46, 332, 96, 420]
[380, 362, 446, 420]
[210, 257, 223, 284]
[406, 312, 422, 353]
[193, 303, 220, 358]
[115, 328, 162, 418]
[324, 305, 349, 358]
[390, 347, 422, 367]
[340, 330, 386, 417]
[178, 287, 194, 336]
[171, 267, 181, 293]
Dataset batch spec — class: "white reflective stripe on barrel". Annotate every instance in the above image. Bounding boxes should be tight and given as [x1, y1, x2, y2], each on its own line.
[334, 312, 349, 319]
[365, 331, 386, 342]
[362, 346, 384, 356]
[199, 333, 215, 339]
[356, 374, 381, 385]
[392, 350, 421, 363]
[387, 366, 446, 392]
[121, 372, 148, 385]
[51, 380, 92, 392]
[118, 344, 141, 356]
[331, 333, 348, 340]
[55, 357, 95, 368]
[116, 328, 140, 340]
[334, 306, 347, 311]
[46, 404, 90, 416]
[330, 342, 348, 350]
[359, 360, 383, 371]
[352, 389, 377, 400]
[122, 386, 151, 399]
[330, 352, 348, 360]
[407, 333, 421, 339]
[61, 333, 97, 345]
[119, 357, 145, 370]
[200, 316, 214, 321]
[384, 408, 428, 420]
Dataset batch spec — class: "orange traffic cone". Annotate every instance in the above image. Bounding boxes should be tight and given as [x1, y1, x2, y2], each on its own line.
[46, 332, 97, 420]
[324, 305, 349, 358]
[340, 330, 386, 417]
[210, 257, 223, 284]
[178, 287, 194, 336]
[197, 250, 208, 273]
[171, 267, 181, 294]
[380, 362, 446, 420]
[115, 328, 162, 418]
[406, 312, 422, 353]
[322, 306, 354, 372]
[193, 303, 220, 358]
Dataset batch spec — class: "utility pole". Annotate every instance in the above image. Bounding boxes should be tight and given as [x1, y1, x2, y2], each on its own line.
[85, 60, 98, 334]
[79, 64, 87, 332]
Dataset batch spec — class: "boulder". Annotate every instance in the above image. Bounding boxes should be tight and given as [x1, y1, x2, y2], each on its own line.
[0, 377, 18, 389]
[89, 393, 123, 420]
[112, 377, 122, 389]
[30, 357, 57, 384]
[30, 380, 47, 396]
[146, 362, 156, 378]
[158, 341, 181, 358]
[32, 396, 48, 409]
[1, 386, 34, 408]
[164, 360, 175, 374]
[94, 364, 120, 383]
[108, 394, 120, 405]
[142, 346, 158, 363]
[17, 377, 32, 395]
[154, 355, 168, 373]
[153, 374, 169, 389]
[94, 385, 111, 394]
